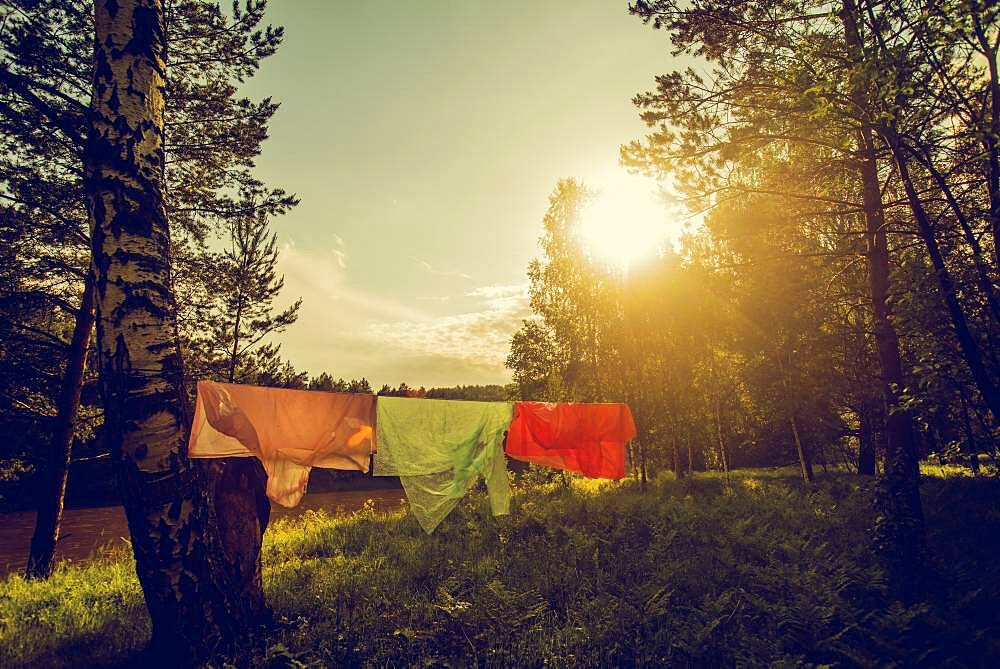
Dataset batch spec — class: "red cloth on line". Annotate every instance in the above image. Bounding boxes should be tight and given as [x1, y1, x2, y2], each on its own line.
[504, 401, 637, 479]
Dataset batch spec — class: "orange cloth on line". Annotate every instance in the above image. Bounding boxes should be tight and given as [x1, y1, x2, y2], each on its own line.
[504, 401, 637, 480]
[188, 380, 376, 507]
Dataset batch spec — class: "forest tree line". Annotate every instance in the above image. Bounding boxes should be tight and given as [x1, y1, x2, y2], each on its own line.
[504, 0, 1000, 597]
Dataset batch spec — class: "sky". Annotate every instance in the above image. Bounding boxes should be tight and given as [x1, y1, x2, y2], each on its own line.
[241, 0, 682, 389]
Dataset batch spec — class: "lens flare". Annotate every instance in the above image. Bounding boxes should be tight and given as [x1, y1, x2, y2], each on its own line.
[576, 172, 676, 272]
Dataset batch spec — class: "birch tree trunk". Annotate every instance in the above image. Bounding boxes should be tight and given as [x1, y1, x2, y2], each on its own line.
[86, 0, 269, 662]
[789, 416, 814, 483]
[670, 433, 682, 479]
[713, 394, 731, 488]
[639, 437, 648, 491]
[668, 414, 684, 479]
[777, 349, 813, 483]
[25, 273, 97, 579]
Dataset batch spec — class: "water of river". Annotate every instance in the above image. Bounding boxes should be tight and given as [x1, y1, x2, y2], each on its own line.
[0, 488, 406, 578]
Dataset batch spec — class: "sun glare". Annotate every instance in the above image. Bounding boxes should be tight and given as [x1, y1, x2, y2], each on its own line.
[576, 172, 677, 272]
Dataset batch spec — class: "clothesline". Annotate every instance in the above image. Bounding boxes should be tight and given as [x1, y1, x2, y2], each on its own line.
[189, 380, 637, 533]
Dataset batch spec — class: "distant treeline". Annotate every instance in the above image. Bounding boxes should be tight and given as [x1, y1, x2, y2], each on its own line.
[253, 365, 513, 402]
[214, 355, 519, 400]
[382, 382, 512, 401]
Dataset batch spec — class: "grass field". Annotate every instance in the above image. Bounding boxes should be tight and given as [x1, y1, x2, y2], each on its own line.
[1, 467, 999, 667]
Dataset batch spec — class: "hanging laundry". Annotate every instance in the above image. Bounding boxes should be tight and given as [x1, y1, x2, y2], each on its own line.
[374, 396, 513, 533]
[505, 401, 636, 479]
[188, 380, 376, 507]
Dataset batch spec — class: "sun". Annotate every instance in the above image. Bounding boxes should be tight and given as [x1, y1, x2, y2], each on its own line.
[576, 172, 676, 272]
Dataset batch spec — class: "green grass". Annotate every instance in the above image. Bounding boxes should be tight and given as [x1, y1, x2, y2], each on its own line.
[1, 467, 999, 667]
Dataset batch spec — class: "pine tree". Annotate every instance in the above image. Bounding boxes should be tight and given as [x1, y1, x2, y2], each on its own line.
[347, 377, 372, 393]
[187, 197, 301, 385]
[253, 343, 309, 388]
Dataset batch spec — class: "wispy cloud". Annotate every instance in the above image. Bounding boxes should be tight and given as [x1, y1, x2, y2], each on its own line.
[464, 284, 530, 311]
[277, 241, 425, 322]
[272, 240, 529, 385]
[331, 235, 347, 268]
[464, 284, 527, 299]
[408, 255, 473, 281]
[367, 283, 531, 369]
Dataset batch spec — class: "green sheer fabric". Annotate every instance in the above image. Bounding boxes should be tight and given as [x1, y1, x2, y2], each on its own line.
[374, 396, 514, 533]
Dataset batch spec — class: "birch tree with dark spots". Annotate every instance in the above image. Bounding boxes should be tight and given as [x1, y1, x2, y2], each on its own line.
[0, 0, 292, 578]
[86, 0, 269, 660]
